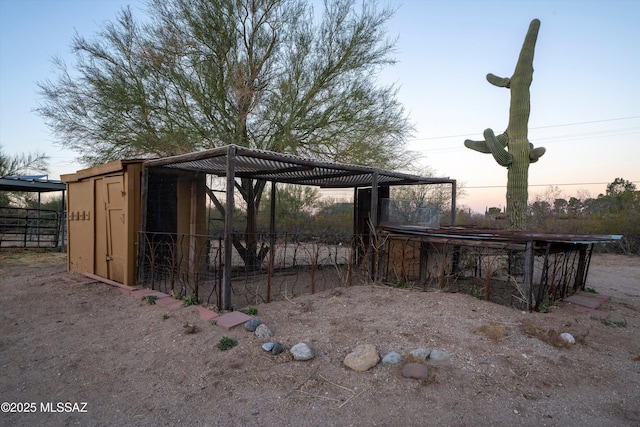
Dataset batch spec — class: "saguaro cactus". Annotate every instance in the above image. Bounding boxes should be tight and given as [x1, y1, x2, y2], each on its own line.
[464, 19, 546, 230]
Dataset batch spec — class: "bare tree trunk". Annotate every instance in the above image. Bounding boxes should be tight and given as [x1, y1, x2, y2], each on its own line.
[206, 179, 268, 269]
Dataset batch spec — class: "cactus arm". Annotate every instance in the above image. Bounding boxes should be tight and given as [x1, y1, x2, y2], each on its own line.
[487, 73, 510, 88]
[484, 128, 513, 167]
[464, 139, 491, 153]
[495, 132, 509, 148]
[529, 145, 546, 162]
[464, 131, 509, 154]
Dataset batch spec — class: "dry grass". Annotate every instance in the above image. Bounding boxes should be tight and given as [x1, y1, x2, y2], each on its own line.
[474, 323, 508, 341]
[0, 248, 66, 268]
[520, 320, 569, 347]
[182, 322, 199, 334]
[401, 354, 429, 366]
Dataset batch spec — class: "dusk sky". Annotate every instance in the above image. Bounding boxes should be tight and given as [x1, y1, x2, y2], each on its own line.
[1, 0, 638, 212]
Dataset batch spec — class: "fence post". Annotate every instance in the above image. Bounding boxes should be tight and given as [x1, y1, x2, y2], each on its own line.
[368, 172, 379, 280]
[22, 211, 28, 247]
[222, 146, 236, 310]
[524, 241, 534, 311]
[267, 181, 276, 303]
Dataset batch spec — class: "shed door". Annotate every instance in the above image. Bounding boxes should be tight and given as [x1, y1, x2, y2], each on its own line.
[104, 176, 126, 283]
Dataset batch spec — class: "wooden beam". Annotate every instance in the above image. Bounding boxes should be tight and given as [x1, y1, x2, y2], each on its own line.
[82, 272, 136, 291]
[137, 167, 150, 286]
[524, 241, 534, 312]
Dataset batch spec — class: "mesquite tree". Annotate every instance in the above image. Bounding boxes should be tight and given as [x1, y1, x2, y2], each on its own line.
[0, 144, 50, 207]
[37, 0, 413, 267]
[464, 19, 546, 230]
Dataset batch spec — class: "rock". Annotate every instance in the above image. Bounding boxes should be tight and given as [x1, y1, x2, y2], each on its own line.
[559, 332, 575, 344]
[409, 348, 431, 361]
[255, 323, 273, 339]
[429, 349, 452, 361]
[244, 317, 262, 332]
[402, 363, 430, 380]
[262, 341, 285, 354]
[271, 342, 285, 355]
[343, 344, 379, 371]
[262, 342, 274, 352]
[290, 342, 314, 361]
[382, 351, 403, 365]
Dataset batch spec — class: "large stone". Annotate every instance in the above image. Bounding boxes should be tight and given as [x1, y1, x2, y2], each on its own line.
[244, 317, 262, 332]
[290, 342, 314, 361]
[255, 323, 273, 339]
[343, 344, 379, 371]
[382, 351, 403, 365]
[402, 363, 430, 380]
[271, 342, 285, 355]
[409, 348, 431, 361]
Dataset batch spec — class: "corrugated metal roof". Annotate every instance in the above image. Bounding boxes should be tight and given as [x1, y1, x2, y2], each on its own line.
[381, 225, 622, 245]
[145, 145, 455, 188]
[0, 176, 66, 192]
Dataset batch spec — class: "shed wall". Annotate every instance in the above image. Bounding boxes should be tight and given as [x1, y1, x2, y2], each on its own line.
[62, 161, 143, 285]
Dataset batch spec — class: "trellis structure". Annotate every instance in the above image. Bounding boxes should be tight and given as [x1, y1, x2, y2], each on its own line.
[142, 145, 457, 309]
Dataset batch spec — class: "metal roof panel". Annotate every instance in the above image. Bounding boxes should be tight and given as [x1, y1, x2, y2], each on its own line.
[145, 145, 455, 188]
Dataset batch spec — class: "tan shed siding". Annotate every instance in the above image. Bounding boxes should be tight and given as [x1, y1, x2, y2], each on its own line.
[66, 179, 95, 274]
[63, 160, 145, 286]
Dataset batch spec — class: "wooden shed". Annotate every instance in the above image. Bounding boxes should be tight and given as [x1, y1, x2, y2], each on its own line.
[62, 160, 207, 287]
[61, 160, 145, 285]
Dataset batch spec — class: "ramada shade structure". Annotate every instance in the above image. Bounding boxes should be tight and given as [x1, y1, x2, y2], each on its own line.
[144, 145, 457, 309]
[0, 175, 67, 251]
[0, 175, 66, 193]
[145, 144, 456, 189]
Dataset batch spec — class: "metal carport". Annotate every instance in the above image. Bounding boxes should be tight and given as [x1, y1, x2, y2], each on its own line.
[0, 175, 67, 250]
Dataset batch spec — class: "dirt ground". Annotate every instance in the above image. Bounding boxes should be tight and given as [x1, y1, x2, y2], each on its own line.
[1, 250, 639, 426]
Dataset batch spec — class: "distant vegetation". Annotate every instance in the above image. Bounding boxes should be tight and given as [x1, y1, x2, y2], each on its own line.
[206, 177, 638, 255]
[456, 178, 639, 255]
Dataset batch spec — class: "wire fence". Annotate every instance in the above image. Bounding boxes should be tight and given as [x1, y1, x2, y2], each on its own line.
[379, 234, 593, 311]
[138, 231, 370, 309]
[137, 229, 593, 311]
